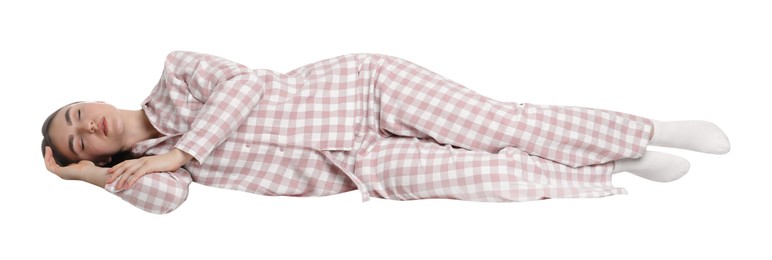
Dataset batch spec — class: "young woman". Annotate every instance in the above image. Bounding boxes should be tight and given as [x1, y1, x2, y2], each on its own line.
[41, 51, 731, 214]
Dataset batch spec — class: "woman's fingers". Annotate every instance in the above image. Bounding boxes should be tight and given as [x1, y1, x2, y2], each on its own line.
[107, 161, 124, 173]
[107, 169, 122, 183]
[43, 146, 61, 174]
[107, 160, 132, 183]
[106, 168, 120, 183]
[107, 154, 173, 189]
[121, 161, 145, 188]
[116, 160, 146, 190]
[108, 160, 126, 174]
[125, 168, 149, 190]
[43, 147, 54, 171]
[43, 147, 52, 166]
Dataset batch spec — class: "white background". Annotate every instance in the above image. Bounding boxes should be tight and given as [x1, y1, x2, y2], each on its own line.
[2, 1, 769, 259]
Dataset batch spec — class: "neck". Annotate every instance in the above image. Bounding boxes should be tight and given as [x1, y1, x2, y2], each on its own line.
[118, 109, 161, 151]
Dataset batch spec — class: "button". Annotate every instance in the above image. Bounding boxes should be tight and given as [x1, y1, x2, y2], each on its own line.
[278, 146, 285, 152]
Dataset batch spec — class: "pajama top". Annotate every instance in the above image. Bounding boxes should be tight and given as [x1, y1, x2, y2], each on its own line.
[105, 51, 653, 214]
[105, 51, 364, 213]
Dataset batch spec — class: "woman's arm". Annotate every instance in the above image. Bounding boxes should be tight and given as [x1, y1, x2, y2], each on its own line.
[45, 147, 191, 214]
[105, 51, 260, 189]
[163, 51, 265, 163]
[44, 146, 109, 187]
[105, 167, 192, 214]
[107, 148, 193, 190]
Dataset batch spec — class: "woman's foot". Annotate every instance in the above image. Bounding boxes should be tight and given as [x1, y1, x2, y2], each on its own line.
[649, 120, 731, 154]
[613, 151, 691, 182]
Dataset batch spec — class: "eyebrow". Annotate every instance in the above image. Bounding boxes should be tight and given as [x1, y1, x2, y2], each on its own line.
[68, 135, 76, 156]
[64, 107, 72, 126]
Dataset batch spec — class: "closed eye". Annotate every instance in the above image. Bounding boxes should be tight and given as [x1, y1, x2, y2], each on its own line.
[77, 109, 84, 151]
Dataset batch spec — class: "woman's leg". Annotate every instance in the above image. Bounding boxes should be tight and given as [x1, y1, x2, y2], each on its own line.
[612, 151, 691, 182]
[649, 120, 730, 154]
[359, 54, 653, 167]
[355, 136, 626, 201]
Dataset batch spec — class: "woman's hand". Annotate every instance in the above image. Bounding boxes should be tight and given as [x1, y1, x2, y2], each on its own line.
[44, 146, 107, 186]
[107, 149, 193, 190]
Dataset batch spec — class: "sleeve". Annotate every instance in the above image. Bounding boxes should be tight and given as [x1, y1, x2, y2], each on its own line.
[163, 50, 265, 163]
[104, 169, 193, 214]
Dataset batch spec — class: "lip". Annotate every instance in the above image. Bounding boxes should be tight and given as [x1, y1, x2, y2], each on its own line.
[101, 117, 108, 136]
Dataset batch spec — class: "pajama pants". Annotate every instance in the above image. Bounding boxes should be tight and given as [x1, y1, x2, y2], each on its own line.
[326, 54, 653, 202]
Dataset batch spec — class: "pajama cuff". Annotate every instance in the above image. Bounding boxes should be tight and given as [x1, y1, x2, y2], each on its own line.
[648, 120, 664, 147]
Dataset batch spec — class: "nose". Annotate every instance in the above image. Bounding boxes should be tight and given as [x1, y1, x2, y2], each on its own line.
[77, 120, 97, 134]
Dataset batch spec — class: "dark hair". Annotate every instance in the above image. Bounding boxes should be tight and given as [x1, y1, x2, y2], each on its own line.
[41, 103, 76, 166]
[41, 102, 134, 167]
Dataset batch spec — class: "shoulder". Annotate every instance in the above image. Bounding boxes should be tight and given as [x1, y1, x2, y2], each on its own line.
[164, 50, 204, 64]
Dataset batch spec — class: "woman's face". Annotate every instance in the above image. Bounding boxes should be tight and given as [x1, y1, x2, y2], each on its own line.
[48, 101, 125, 165]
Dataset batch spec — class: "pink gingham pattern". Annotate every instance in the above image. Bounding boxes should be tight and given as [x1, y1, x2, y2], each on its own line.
[105, 170, 191, 214]
[328, 54, 650, 202]
[104, 51, 652, 213]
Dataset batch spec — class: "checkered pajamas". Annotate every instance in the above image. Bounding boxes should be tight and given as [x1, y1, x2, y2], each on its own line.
[105, 52, 652, 214]
[328, 54, 652, 202]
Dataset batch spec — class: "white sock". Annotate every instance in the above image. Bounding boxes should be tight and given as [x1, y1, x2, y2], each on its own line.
[613, 151, 691, 182]
[649, 120, 731, 154]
